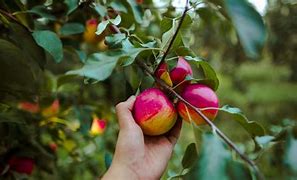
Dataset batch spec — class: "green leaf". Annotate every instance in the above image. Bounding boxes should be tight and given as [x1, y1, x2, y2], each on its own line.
[60, 23, 84, 36]
[109, 15, 121, 25]
[220, 105, 265, 137]
[57, 74, 81, 88]
[32, 30, 63, 63]
[66, 51, 121, 81]
[186, 133, 231, 180]
[96, 20, 109, 35]
[8, 22, 46, 69]
[182, 143, 198, 169]
[120, 39, 149, 66]
[120, 47, 146, 66]
[284, 132, 297, 173]
[0, 39, 43, 99]
[95, 4, 107, 17]
[127, 0, 143, 23]
[168, 170, 190, 180]
[104, 152, 113, 169]
[255, 136, 275, 148]
[110, 1, 128, 13]
[124, 65, 143, 91]
[224, 0, 267, 58]
[184, 56, 219, 91]
[105, 33, 126, 48]
[75, 50, 87, 63]
[65, 0, 79, 15]
[161, 18, 178, 50]
[27, 5, 56, 20]
[175, 46, 196, 57]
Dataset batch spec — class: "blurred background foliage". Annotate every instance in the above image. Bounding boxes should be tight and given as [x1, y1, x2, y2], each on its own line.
[0, 0, 296, 179]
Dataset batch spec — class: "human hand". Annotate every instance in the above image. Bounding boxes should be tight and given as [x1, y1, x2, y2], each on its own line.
[102, 96, 182, 180]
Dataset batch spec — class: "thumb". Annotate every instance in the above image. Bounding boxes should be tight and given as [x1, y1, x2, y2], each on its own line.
[115, 96, 138, 131]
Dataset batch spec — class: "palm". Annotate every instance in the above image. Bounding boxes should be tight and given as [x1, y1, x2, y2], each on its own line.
[116, 121, 180, 179]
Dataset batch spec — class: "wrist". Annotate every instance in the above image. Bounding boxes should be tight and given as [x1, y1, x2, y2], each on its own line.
[102, 163, 139, 180]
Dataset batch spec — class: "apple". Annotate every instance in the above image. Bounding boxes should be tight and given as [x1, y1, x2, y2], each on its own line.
[18, 102, 39, 113]
[177, 84, 219, 125]
[8, 156, 34, 175]
[83, 18, 105, 44]
[133, 88, 177, 135]
[154, 57, 193, 89]
[42, 99, 59, 117]
[154, 62, 173, 86]
[49, 142, 57, 153]
[170, 56, 193, 85]
[90, 117, 107, 135]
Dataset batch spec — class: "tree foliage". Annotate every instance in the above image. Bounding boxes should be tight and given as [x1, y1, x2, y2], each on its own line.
[0, 0, 296, 179]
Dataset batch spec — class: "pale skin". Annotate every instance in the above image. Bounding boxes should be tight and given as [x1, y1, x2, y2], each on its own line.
[102, 96, 182, 180]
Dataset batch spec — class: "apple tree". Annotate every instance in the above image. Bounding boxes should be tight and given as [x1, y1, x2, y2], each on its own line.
[0, 0, 296, 179]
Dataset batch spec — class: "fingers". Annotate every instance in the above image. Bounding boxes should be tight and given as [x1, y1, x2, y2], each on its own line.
[115, 96, 137, 131]
[166, 118, 182, 145]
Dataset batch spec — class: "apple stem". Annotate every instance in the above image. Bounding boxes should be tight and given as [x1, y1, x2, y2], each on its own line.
[136, 60, 264, 180]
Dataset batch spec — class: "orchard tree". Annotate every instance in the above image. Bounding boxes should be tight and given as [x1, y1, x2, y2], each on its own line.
[0, 0, 296, 179]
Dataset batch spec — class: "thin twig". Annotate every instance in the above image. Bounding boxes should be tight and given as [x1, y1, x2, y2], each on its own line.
[155, 0, 190, 72]
[136, 60, 264, 180]
[0, 9, 19, 22]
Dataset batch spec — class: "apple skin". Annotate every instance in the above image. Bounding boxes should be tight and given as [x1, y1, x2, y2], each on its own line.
[170, 57, 193, 85]
[177, 84, 219, 125]
[133, 88, 177, 136]
[8, 156, 35, 175]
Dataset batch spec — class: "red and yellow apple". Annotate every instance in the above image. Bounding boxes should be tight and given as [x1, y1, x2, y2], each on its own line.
[154, 62, 173, 86]
[133, 88, 177, 136]
[177, 84, 219, 125]
[42, 99, 60, 117]
[90, 117, 107, 135]
[83, 18, 105, 44]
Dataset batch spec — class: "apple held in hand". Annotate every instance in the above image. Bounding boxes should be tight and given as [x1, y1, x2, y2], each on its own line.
[133, 88, 177, 136]
[177, 84, 219, 125]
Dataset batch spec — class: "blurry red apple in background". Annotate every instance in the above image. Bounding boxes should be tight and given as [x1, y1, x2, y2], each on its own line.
[18, 102, 39, 113]
[90, 117, 107, 135]
[83, 18, 105, 44]
[8, 156, 35, 175]
[49, 142, 58, 153]
[42, 99, 59, 117]
[177, 84, 219, 125]
[133, 88, 177, 135]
